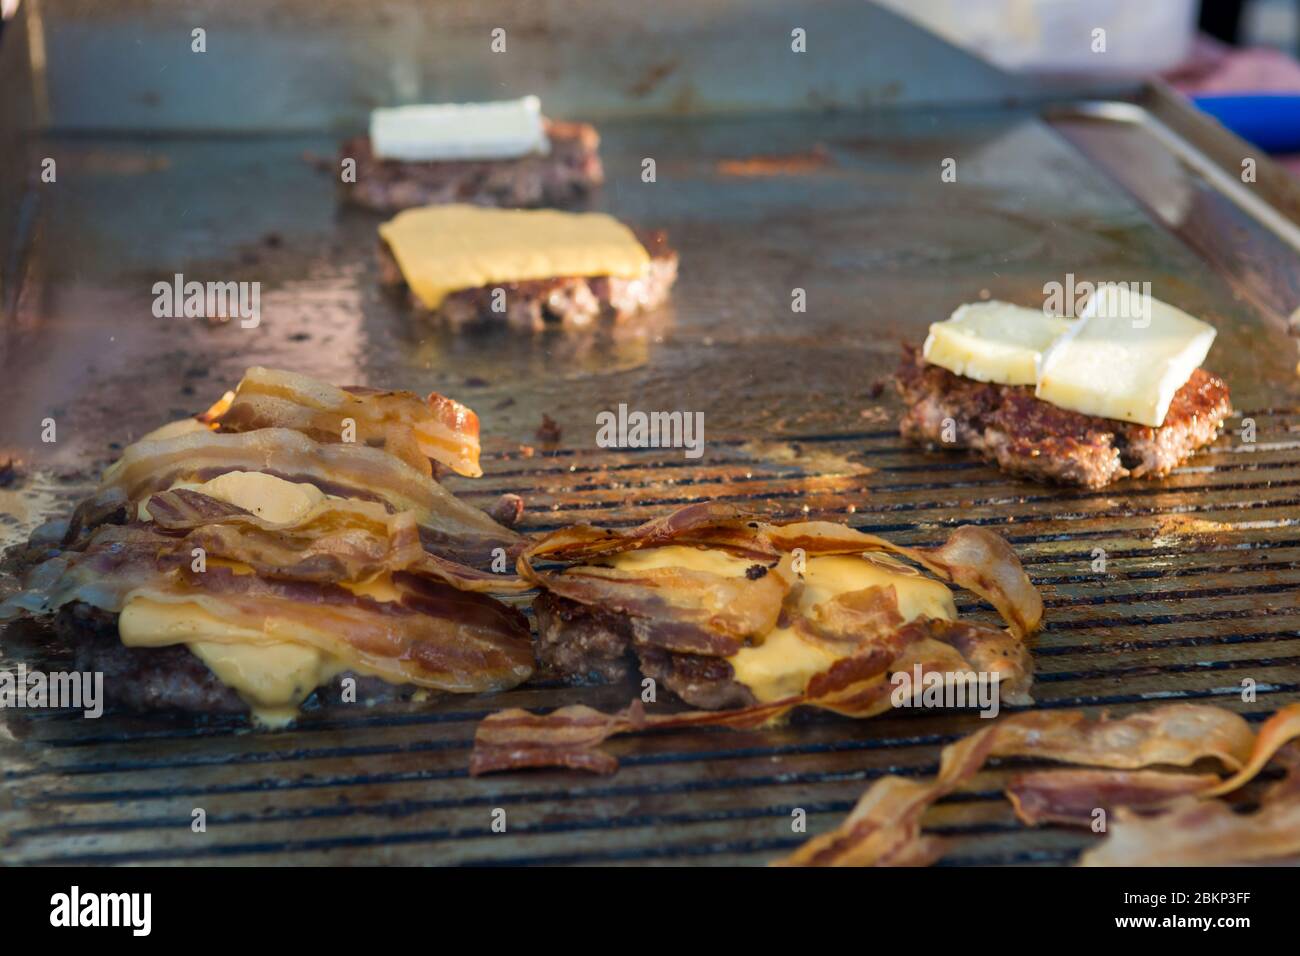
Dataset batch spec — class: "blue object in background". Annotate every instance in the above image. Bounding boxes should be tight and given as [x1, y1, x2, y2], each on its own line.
[1192, 93, 1300, 153]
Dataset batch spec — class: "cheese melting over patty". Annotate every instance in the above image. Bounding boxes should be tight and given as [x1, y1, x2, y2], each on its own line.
[378, 204, 649, 310]
[603, 545, 957, 703]
[120, 471, 385, 726]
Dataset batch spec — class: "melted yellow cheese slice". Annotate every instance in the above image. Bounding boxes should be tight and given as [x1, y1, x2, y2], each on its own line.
[122, 471, 361, 725]
[137, 469, 326, 523]
[119, 599, 345, 728]
[604, 545, 957, 703]
[599, 545, 757, 577]
[378, 204, 650, 310]
[137, 416, 212, 444]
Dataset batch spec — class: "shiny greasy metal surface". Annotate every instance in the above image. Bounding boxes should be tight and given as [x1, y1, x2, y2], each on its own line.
[26, 0, 1099, 131]
[2, 101, 1300, 865]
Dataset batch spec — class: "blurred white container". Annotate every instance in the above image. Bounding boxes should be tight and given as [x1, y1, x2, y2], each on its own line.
[875, 0, 1198, 76]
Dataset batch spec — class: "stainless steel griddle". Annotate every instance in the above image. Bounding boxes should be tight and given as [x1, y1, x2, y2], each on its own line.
[2, 1, 1300, 866]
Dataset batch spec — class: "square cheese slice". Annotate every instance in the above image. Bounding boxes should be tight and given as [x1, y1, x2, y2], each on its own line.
[370, 96, 549, 162]
[378, 205, 650, 310]
[922, 301, 1071, 386]
[1036, 284, 1216, 427]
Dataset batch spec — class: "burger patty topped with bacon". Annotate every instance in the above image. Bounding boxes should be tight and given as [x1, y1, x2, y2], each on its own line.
[0, 367, 533, 724]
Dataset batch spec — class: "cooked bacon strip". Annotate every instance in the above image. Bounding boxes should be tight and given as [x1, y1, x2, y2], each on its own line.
[778, 722, 1001, 866]
[149, 488, 425, 583]
[129, 567, 533, 693]
[204, 366, 483, 478]
[471, 697, 823, 777]
[96, 427, 518, 565]
[768, 522, 1043, 639]
[530, 556, 796, 656]
[62, 486, 132, 548]
[904, 617, 1035, 706]
[1262, 741, 1300, 803]
[468, 704, 641, 775]
[0, 524, 163, 619]
[775, 704, 1255, 867]
[521, 502, 781, 564]
[1200, 702, 1300, 796]
[1007, 769, 1222, 827]
[1079, 795, 1300, 866]
[524, 506, 1041, 642]
[986, 704, 1255, 772]
[792, 584, 905, 654]
[147, 488, 527, 592]
[470, 618, 1034, 776]
[521, 505, 1040, 668]
[1, 522, 533, 693]
[1073, 704, 1300, 865]
[1073, 706, 1300, 865]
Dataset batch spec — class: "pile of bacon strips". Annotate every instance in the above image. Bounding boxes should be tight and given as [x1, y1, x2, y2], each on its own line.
[6, 368, 1299, 867]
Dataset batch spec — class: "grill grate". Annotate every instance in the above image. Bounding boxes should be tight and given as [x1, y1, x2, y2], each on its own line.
[3, 412, 1299, 866]
[4, 95, 1300, 865]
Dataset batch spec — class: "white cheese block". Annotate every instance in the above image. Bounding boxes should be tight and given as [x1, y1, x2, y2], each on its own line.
[922, 301, 1071, 386]
[369, 96, 549, 162]
[1036, 284, 1216, 428]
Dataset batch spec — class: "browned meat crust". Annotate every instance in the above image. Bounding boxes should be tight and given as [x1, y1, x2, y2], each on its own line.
[378, 230, 678, 331]
[894, 345, 1232, 488]
[61, 602, 247, 714]
[58, 602, 409, 716]
[533, 590, 634, 683]
[532, 591, 756, 709]
[636, 645, 757, 710]
[340, 119, 604, 213]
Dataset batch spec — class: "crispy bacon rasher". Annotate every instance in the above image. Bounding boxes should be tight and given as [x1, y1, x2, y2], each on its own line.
[146, 488, 526, 593]
[1078, 703, 1300, 866]
[203, 366, 484, 478]
[777, 704, 1256, 866]
[2, 495, 534, 695]
[472, 507, 1043, 774]
[2, 367, 534, 710]
[520, 503, 1043, 642]
[92, 426, 519, 566]
[1006, 769, 1224, 827]
[1080, 791, 1300, 866]
[776, 702, 1300, 867]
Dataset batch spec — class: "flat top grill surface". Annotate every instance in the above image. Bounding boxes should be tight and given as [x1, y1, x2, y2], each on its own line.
[1, 107, 1299, 865]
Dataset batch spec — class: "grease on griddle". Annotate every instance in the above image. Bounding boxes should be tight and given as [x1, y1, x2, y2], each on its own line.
[536, 414, 562, 446]
[490, 493, 525, 528]
[716, 145, 832, 177]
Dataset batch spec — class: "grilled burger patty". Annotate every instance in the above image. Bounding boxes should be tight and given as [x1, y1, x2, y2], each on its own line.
[895, 345, 1232, 488]
[378, 230, 679, 331]
[60, 602, 246, 714]
[58, 602, 410, 715]
[341, 119, 604, 213]
[533, 591, 757, 710]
